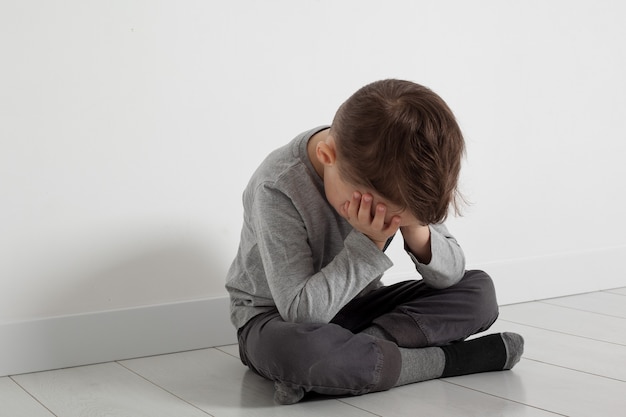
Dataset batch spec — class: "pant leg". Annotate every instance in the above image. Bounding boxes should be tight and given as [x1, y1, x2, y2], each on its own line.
[238, 310, 402, 397]
[332, 270, 499, 348]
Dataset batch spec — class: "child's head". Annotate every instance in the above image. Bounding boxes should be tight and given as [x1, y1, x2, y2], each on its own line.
[330, 79, 465, 224]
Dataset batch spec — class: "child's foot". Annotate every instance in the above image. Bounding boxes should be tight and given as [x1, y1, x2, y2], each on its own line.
[395, 332, 524, 386]
[274, 381, 305, 405]
[441, 332, 524, 378]
[502, 332, 524, 370]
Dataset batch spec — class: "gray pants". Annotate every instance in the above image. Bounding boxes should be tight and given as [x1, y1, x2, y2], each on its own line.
[237, 270, 499, 397]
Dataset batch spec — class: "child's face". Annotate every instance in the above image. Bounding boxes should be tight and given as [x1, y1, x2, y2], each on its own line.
[323, 162, 420, 227]
[312, 130, 420, 228]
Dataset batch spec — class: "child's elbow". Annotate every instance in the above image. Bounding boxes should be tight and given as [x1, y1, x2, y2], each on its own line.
[280, 301, 331, 324]
[424, 267, 465, 289]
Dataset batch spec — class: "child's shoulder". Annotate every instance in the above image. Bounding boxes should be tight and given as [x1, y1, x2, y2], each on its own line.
[250, 126, 327, 186]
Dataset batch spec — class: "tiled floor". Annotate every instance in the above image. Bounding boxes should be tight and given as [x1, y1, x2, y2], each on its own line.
[2, 288, 626, 417]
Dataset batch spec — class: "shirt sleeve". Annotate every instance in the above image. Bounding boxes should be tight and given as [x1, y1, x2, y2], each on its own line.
[405, 223, 466, 289]
[251, 183, 393, 323]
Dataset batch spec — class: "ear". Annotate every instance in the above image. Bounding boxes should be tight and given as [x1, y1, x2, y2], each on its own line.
[316, 136, 337, 167]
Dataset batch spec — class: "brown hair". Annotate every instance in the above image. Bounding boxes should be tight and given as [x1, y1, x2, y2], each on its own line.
[331, 79, 465, 224]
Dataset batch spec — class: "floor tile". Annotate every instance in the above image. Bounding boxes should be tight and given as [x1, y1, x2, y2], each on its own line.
[12, 363, 210, 417]
[121, 348, 376, 417]
[497, 301, 626, 345]
[5, 288, 626, 416]
[0, 377, 53, 417]
[541, 291, 626, 318]
[448, 358, 626, 417]
[480, 320, 626, 381]
[215, 344, 240, 359]
[340, 378, 557, 417]
[605, 287, 626, 296]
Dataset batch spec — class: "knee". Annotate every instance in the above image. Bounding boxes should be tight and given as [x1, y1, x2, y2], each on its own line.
[252, 321, 354, 373]
[248, 322, 381, 390]
[460, 269, 499, 326]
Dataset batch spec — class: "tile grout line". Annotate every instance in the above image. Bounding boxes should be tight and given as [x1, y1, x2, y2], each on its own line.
[209, 348, 382, 415]
[522, 357, 626, 383]
[440, 378, 569, 417]
[114, 361, 216, 417]
[538, 300, 626, 320]
[211, 347, 384, 414]
[213, 346, 240, 360]
[601, 289, 626, 296]
[8, 376, 60, 417]
[497, 318, 626, 347]
[335, 398, 384, 416]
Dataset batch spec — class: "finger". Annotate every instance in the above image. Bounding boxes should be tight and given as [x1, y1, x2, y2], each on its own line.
[348, 191, 361, 220]
[358, 193, 373, 223]
[371, 203, 387, 230]
[384, 215, 402, 235]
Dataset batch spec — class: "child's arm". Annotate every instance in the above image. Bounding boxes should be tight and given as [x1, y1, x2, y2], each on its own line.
[401, 223, 466, 289]
[252, 184, 393, 324]
[398, 223, 432, 263]
[340, 190, 464, 289]
[340, 191, 402, 250]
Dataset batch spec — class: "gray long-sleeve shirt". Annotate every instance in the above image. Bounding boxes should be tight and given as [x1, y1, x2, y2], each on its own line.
[225, 127, 465, 330]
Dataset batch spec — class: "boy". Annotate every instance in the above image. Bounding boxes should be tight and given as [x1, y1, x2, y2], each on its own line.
[226, 79, 523, 404]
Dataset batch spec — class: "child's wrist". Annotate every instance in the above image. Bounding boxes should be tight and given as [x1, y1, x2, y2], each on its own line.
[401, 224, 432, 263]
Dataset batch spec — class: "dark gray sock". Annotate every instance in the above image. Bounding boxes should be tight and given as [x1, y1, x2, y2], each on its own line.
[395, 332, 524, 386]
[361, 324, 394, 341]
[274, 381, 305, 405]
[395, 346, 445, 386]
[502, 332, 525, 370]
[441, 332, 524, 378]
[274, 330, 525, 401]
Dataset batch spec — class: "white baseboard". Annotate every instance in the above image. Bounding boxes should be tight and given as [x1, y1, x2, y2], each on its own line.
[0, 296, 236, 377]
[385, 245, 626, 305]
[472, 245, 626, 305]
[2, 245, 625, 377]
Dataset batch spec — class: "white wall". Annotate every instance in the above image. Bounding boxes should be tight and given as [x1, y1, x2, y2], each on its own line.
[2, 0, 626, 323]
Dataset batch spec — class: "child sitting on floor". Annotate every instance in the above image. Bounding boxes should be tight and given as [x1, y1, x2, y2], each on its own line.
[226, 79, 523, 404]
